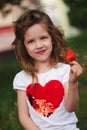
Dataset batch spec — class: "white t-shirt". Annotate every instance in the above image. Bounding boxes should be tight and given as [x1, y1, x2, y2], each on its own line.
[13, 63, 80, 130]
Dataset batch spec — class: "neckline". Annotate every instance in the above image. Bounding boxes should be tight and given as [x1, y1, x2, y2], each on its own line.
[36, 63, 63, 76]
[37, 67, 54, 76]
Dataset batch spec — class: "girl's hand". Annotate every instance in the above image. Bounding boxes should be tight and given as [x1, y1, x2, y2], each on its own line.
[69, 61, 83, 84]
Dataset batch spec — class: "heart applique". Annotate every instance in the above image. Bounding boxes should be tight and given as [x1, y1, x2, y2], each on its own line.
[26, 80, 64, 117]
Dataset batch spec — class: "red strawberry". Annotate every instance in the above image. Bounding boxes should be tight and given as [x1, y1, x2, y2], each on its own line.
[66, 48, 76, 61]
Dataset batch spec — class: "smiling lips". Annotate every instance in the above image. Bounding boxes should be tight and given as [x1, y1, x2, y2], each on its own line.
[36, 49, 46, 55]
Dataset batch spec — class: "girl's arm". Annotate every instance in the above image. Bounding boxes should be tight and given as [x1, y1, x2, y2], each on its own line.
[17, 90, 40, 130]
[64, 61, 83, 112]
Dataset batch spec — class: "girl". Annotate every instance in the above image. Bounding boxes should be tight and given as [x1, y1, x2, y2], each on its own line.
[12, 9, 83, 130]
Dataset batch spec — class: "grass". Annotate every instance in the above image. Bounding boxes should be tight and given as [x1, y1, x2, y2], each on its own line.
[0, 30, 87, 130]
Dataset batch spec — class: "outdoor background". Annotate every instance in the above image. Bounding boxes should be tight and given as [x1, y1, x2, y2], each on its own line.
[0, 0, 87, 130]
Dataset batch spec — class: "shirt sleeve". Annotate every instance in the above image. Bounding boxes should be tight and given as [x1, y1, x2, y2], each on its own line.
[13, 71, 26, 91]
[62, 64, 70, 84]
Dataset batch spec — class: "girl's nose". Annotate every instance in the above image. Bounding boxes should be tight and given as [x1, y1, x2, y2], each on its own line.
[36, 40, 43, 49]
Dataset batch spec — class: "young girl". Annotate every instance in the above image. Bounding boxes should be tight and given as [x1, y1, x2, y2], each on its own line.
[12, 9, 83, 130]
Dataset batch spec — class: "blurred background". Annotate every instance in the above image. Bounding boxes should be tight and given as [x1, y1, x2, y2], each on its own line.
[0, 0, 87, 130]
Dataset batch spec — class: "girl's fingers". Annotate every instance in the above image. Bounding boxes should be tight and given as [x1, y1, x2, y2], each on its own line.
[70, 61, 83, 76]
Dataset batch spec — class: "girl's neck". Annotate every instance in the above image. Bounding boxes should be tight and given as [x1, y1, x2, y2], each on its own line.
[35, 62, 53, 74]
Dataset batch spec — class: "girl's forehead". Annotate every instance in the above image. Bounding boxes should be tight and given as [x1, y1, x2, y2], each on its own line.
[26, 23, 48, 34]
[24, 23, 49, 39]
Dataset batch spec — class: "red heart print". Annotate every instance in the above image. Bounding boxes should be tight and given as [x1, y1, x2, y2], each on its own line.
[26, 80, 64, 117]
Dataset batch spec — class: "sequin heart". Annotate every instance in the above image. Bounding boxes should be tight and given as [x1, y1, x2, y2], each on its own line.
[26, 80, 64, 117]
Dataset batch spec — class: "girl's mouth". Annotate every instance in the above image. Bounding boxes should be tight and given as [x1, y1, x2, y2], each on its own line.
[36, 49, 46, 55]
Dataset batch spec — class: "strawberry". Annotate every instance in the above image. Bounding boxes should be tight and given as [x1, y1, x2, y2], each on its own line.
[66, 48, 76, 61]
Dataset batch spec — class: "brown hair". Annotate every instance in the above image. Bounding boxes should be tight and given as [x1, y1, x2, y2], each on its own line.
[12, 9, 67, 84]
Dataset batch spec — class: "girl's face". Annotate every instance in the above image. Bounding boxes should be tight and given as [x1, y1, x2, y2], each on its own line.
[24, 23, 53, 64]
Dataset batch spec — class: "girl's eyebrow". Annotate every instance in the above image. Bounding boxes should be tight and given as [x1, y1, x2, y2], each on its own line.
[40, 34, 49, 37]
[24, 38, 34, 43]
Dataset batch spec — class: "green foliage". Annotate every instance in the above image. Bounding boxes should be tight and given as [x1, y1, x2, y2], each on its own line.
[64, 0, 87, 29]
[67, 30, 87, 86]
[0, 51, 22, 130]
[67, 30, 87, 54]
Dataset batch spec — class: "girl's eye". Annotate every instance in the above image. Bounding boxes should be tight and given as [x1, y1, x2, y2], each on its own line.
[28, 40, 34, 44]
[41, 36, 48, 40]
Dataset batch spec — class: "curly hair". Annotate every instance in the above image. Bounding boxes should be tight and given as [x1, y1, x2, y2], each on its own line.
[12, 9, 67, 84]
